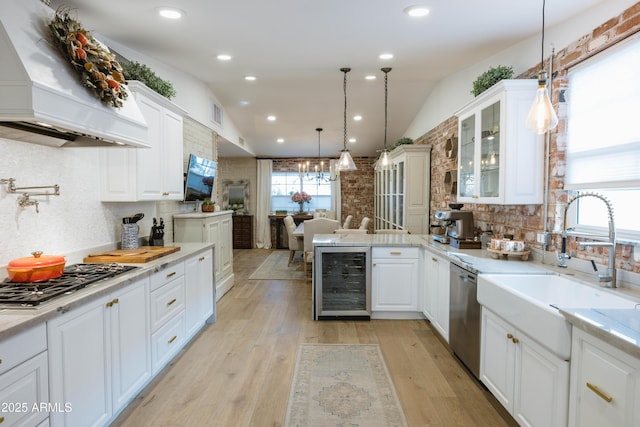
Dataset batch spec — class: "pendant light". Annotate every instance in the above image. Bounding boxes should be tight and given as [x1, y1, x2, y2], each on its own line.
[375, 67, 393, 171]
[337, 67, 357, 171]
[526, 0, 558, 134]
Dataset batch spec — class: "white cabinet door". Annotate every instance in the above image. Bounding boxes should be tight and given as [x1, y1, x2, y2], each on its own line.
[569, 328, 640, 427]
[219, 216, 233, 279]
[48, 278, 151, 427]
[110, 279, 151, 412]
[48, 295, 112, 427]
[0, 352, 49, 427]
[481, 308, 569, 427]
[433, 256, 450, 342]
[372, 248, 419, 312]
[185, 249, 214, 339]
[205, 220, 222, 279]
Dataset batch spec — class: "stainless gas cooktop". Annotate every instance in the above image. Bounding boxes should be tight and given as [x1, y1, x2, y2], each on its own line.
[0, 263, 137, 309]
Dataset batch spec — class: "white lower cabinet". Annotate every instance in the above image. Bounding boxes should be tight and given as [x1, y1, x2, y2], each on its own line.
[185, 249, 215, 339]
[423, 252, 450, 342]
[371, 247, 419, 313]
[47, 277, 150, 427]
[480, 308, 569, 427]
[0, 324, 49, 427]
[569, 328, 640, 427]
[174, 212, 234, 301]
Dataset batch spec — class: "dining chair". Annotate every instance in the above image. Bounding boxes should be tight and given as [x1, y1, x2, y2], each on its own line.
[358, 217, 371, 231]
[342, 215, 353, 229]
[374, 229, 410, 234]
[303, 218, 341, 277]
[283, 215, 303, 266]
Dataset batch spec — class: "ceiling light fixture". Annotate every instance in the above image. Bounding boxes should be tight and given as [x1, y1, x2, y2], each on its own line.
[267, 115, 276, 121]
[375, 68, 393, 171]
[216, 54, 232, 61]
[526, 0, 558, 134]
[277, 138, 284, 143]
[300, 128, 337, 182]
[158, 7, 183, 19]
[379, 53, 394, 60]
[365, 75, 376, 81]
[337, 68, 357, 171]
[353, 115, 362, 121]
[404, 5, 430, 17]
[244, 75, 257, 81]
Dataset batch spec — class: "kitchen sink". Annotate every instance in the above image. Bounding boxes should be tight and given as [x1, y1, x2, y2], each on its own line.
[477, 273, 638, 359]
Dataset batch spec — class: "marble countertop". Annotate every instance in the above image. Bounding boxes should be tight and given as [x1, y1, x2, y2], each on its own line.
[0, 242, 214, 341]
[560, 307, 640, 358]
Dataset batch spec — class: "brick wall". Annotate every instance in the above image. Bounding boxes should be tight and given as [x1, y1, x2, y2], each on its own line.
[423, 3, 640, 273]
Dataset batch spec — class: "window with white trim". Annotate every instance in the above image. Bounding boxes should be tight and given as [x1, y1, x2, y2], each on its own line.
[566, 34, 640, 240]
[270, 171, 333, 212]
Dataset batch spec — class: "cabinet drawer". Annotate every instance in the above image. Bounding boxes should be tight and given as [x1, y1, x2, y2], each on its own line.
[0, 323, 47, 375]
[150, 276, 185, 331]
[372, 247, 419, 259]
[151, 312, 185, 374]
[150, 262, 185, 292]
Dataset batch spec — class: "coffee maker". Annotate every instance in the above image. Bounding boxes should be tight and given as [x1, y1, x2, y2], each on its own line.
[434, 204, 478, 247]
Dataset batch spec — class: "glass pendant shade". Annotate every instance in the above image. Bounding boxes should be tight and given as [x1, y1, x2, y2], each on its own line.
[375, 150, 392, 171]
[526, 71, 558, 134]
[338, 149, 356, 171]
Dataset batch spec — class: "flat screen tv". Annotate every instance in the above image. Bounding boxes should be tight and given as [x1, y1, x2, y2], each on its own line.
[184, 153, 216, 202]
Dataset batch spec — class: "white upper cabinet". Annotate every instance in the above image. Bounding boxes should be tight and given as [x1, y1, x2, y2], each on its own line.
[101, 81, 188, 202]
[455, 79, 543, 204]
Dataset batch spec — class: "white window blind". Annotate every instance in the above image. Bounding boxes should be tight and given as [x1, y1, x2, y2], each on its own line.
[566, 35, 640, 189]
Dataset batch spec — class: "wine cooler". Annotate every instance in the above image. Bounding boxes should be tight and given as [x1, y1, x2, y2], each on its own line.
[314, 246, 371, 320]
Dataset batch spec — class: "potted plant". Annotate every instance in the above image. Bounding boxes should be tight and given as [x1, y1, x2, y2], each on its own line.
[471, 65, 514, 97]
[201, 198, 215, 212]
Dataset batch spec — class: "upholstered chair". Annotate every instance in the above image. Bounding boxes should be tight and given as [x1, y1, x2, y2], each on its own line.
[358, 217, 371, 231]
[342, 215, 353, 229]
[303, 218, 341, 277]
[283, 215, 303, 266]
[374, 229, 410, 234]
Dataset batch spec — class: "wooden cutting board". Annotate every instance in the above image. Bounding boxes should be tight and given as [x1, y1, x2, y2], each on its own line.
[83, 246, 180, 263]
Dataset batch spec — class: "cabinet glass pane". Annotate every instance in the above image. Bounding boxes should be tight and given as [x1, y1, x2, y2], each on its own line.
[460, 115, 476, 197]
[480, 102, 500, 197]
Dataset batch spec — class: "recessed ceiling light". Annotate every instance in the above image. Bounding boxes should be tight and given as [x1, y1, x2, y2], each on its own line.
[158, 7, 184, 19]
[277, 138, 284, 143]
[239, 100, 250, 106]
[217, 54, 232, 61]
[244, 75, 257, 81]
[379, 53, 394, 60]
[267, 115, 276, 121]
[349, 138, 357, 143]
[404, 5, 430, 17]
[365, 75, 376, 80]
[353, 115, 362, 121]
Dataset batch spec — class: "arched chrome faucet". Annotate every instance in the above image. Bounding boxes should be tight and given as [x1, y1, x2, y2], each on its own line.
[557, 192, 617, 288]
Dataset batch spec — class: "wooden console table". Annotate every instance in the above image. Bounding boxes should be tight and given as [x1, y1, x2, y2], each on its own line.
[268, 213, 313, 249]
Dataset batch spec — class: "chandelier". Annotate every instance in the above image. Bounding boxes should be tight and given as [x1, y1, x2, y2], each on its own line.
[299, 128, 338, 182]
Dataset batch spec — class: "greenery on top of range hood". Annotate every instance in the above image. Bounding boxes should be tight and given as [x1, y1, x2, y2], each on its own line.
[121, 60, 177, 100]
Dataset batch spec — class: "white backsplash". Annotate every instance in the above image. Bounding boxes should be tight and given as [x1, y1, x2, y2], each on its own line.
[0, 138, 157, 265]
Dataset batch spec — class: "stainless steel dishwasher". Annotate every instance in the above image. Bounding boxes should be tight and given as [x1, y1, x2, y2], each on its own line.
[449, 262, 480, 379]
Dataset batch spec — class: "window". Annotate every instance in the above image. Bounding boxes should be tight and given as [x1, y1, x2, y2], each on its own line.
[566, 34, 640, 239]
[271, 171, 333, 212]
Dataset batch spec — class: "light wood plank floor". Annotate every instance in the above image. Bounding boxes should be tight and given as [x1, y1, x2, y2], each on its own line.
[114, 249, 516, 427]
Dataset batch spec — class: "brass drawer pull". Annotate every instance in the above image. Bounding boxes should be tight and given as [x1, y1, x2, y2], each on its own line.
[112, 298, 119, 305]
[168, 335, 177, 344]
[390, 251, 401, 255]
[507, 333, 514, 339]
[199, 256, 205, 262]
[162, 191, 170, 196]
[512, 337, 519, 344]
[166, 271, 177, 278]
[586, 382, 613, 403]
[167, 298, 177, 306]
[1, 415, 5, 423]
[432, 257, 437, 262]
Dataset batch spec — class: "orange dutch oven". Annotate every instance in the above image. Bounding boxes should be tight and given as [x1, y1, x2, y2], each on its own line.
[7, 251, 66, 282]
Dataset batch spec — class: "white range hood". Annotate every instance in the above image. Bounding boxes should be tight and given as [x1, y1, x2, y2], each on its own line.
[0, 0, 149, 148]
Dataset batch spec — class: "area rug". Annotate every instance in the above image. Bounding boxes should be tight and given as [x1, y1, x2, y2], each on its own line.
[284, 344, 408, 427]
[249, 250, 306, 280]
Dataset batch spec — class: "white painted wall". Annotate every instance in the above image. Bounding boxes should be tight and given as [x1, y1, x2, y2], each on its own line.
[404, 0, 638, 139]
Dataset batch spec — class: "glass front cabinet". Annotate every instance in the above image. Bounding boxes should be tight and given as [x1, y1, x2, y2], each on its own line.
[374, 145, 430, 233]
[455, 79, 544, 204]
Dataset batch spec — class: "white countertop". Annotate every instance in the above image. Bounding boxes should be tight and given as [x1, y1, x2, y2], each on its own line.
[0, 242, 214, 341]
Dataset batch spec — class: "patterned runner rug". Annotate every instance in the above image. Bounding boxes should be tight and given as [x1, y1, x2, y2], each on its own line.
[249, 250, 305, 280]
[284, 344, 408, 426]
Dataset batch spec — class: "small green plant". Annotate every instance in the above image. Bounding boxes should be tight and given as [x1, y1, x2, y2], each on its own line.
[471, 65, 514, 97]
[122, 61, 176, 100]
[394, 137, 414, 148]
